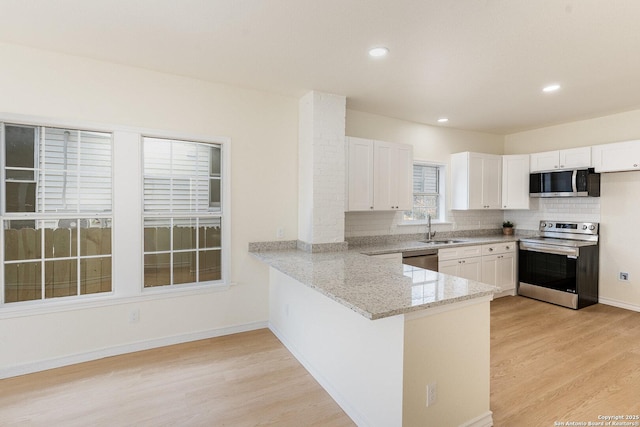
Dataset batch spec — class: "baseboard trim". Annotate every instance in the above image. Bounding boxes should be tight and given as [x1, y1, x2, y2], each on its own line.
[460, 411, 494, 427]
[599, 297, 640, 313]
[0, 320, 268, 379]
[268, 322, 369, 427]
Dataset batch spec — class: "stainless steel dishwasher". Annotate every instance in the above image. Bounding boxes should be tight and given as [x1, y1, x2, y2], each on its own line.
[402, 249, 438, 271]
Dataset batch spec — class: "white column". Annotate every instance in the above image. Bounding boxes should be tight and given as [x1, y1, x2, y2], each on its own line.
[298, 91, 346, 245]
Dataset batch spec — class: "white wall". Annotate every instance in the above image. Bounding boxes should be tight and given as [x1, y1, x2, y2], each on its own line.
[345, 110, 506, 236]
[505, 109, 640, 310]
[0, 42, 299, 375]
[269, 268, 404, 427]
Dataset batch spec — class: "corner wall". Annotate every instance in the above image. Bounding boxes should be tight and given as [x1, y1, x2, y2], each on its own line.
[505, 109, 640, 310]
[0, 42, 299, 374]
[345, 110, 506, 237]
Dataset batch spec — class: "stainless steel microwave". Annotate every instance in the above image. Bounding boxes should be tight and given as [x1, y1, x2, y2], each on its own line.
[529, 168, 600, 197]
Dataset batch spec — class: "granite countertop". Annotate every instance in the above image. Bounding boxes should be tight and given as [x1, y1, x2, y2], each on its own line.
[251, 235, 518, 320]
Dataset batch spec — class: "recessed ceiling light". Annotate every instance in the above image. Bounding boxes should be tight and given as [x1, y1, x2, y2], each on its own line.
[437, 118, 449, 123]
[368, 47, 389, 57]
[542, 84, 561, 93]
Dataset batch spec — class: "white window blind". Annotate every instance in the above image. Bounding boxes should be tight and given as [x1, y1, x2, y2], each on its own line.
[38, 127, 112, 213]
[404, 163, 441, 221]
[143, 138, 220, 214]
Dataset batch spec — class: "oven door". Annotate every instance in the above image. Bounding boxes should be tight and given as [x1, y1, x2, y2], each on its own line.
[518, 242, 578, 293]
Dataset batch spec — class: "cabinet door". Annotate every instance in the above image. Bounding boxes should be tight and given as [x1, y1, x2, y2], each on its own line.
[481, 255, 499, 286]
[496, 253, 516, 292]
[347, 138, 374, 211]
[373, 141, 394, 210]
[592, 140, 640, 172]
[530, 151, 559, 172]
[458, 257, 482, 281]
[483, 252, 516, 292]
[502, 155, 530, 210]
[438, 259, 460, 276]
[482, 155, 502, 209]
[451, 152, 501, 210]
[560, 147, 591, 169]
[467, 153, 485, 209]
[373, 141, 413, 211]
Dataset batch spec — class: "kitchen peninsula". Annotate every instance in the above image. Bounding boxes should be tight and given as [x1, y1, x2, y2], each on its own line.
[251, 240, 502, 427]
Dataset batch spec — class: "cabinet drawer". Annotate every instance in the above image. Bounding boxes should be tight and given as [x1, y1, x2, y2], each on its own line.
[482, 242, 516, 256]
[438, 245, 482, 261]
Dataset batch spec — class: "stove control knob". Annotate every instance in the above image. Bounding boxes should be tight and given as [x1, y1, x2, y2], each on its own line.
[540, 222, 546, 228]
[589, 224, 596, 230]
[547, 223, 554, 228]
[582, 225, 588, 230]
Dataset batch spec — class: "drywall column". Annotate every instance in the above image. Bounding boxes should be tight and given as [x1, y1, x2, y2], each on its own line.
[298, 91, 346, 247]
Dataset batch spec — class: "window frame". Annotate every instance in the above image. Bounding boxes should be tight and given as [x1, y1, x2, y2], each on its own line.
[0, 112, 231, 316]
[401, 161, 447, 224]
[1, 121, 115, 306]
[140, 135, 230, 294]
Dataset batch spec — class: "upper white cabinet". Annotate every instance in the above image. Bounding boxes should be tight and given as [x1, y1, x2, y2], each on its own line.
[502, 154, 530, 210]
[347, 137, 375, 211]
[530, 147, 591, 172]
[373, 140, 413, 211]
[346, 137, 413, 211]
[592, 140, 640, 172]
[451, 152, 502, 210]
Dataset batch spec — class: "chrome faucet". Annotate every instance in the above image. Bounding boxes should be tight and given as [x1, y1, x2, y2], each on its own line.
[426, 213, 436, 241]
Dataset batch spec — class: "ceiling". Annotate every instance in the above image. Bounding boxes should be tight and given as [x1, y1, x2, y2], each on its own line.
[1, 0, 640, 134]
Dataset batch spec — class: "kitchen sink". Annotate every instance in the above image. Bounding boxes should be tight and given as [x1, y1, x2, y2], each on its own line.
[419, 239, 465, 245]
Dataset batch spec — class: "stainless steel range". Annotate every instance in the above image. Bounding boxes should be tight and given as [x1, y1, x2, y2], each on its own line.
[518, 220, 599, 309]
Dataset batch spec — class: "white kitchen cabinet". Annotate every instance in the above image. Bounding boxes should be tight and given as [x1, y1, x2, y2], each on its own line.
[530, 147, 591, 172]
[439, 257, 482, 281]
[451, 152, 502, 210]
[481, 243, 517, 295]
[438, 245, 483, 281]
[501, 154, 530, 210]
[591, 140, 640, 172]
[373, 140, 413, 211]
[347, 137, 375, 211]
[346, 137, 413, 212]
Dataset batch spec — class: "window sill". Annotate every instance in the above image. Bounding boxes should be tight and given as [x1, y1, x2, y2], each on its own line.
[397, 220, 452, 226]
[0, 282, 233, 320]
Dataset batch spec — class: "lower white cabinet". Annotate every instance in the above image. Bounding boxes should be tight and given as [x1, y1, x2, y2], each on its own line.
[480, 243, 517, 294]
[438, 245, 483, 281]
[438, 242, 517, 296]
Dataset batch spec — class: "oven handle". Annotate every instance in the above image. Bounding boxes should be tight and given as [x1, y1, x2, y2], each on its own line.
[519, 242, 579, 257]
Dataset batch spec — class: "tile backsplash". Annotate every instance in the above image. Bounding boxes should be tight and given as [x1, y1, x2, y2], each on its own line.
[344, 197, 601, 238]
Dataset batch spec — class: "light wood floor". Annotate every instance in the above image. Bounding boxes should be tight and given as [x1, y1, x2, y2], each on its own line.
[491, 296, 640, 425]
[2, 297, 640, 426]
[0, 329, 355, 427]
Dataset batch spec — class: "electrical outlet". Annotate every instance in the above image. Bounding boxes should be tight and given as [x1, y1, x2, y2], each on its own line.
[426, 382, 437, 407]
[276, 227, 284, 239]
[129, 308, 140, 323]
[619, 272, 630, 281]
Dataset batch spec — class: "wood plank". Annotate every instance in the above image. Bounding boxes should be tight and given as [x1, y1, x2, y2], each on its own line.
[491, 296, 640, 425]
[0, 329, 354, 426]
[1, 296, 639, 425]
